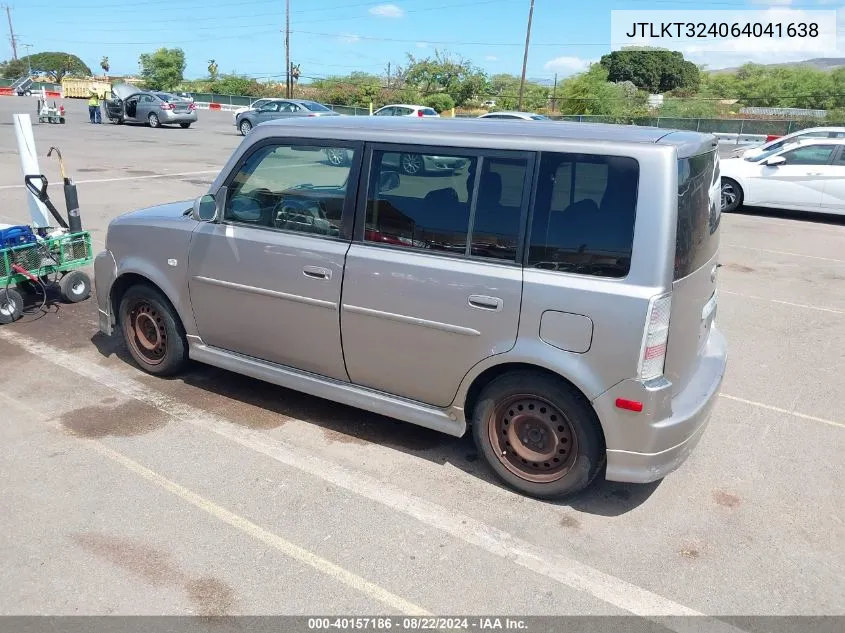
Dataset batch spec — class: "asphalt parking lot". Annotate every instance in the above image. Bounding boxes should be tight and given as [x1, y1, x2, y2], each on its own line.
[0, 97, 843, 622]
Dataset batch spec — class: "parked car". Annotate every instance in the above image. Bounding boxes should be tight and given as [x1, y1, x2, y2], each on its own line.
[235, 99, 339, 136]
[173, 91, 194, 103]
[105, 84, 197, 128]
[721, 137, 845, 214]
[372, 104, 440, 118]
[478, 111, 550, 121]
[232, 98, 280, 126]
[729, 126, 845, 159]
[323, 146, 468, 175]
[94, 117, 726, 500]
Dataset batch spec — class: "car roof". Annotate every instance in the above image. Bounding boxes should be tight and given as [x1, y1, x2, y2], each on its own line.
[378, 104, 428, 109]
[785, 126, 845, 134]
[483, 111, 539, 116]
[257, 116, 716, 157]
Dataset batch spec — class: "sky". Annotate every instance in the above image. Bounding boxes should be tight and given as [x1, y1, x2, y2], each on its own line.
[7, 0, 845, 83]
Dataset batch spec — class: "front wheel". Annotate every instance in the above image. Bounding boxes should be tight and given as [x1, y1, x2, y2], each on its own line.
[399, 153, 424, 176]
[59, 271, 91, 303]
[239, 119, 252, 136]
[180, 122, 191, 129]
[721, 177, 743, 213]
[0, 287, 24, 325]
[472, 371, 605, 500]
[148, 113, 160, 128]
[119, 284, 188, 376]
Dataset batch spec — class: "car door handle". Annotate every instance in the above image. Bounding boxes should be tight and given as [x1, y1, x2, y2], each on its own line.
[302, 266, 332, 280]
[468, 295, 503, 311]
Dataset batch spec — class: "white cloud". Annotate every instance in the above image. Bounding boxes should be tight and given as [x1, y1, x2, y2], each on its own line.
[485, 55, 498, 61]
[543, 56, 591, 74]
[416, 42, 428, 49]
[369, 4, 405, 18]
[338, 33, 361, 44]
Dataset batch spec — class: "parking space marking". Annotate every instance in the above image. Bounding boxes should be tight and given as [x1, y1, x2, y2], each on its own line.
[720, 394, 845, 430]
[0, 390, 430, 616]
[0, 170, 220, 190]
[722, 243, 845, 264]
[720, 290, 845, 315]
[0, 330, 750, 631]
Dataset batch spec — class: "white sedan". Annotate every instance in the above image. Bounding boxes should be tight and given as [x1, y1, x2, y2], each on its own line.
[729, 125, 845, 160]
[720, 138, 845, 215]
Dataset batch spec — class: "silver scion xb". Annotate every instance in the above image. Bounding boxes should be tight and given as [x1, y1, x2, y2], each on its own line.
[94, 117, 727, 500]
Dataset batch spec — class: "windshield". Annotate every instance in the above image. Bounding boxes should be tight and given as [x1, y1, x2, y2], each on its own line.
[301, 101, 332, 112]
[745, 145, 791, 162]
[155, 93, 174, 102]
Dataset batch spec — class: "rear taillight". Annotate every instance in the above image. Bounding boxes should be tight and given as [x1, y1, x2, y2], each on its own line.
[160, 103, 174, 110]
[417, 110, 423, 117]
[189, 103, 196, 110]
[639, 293, 671, 381]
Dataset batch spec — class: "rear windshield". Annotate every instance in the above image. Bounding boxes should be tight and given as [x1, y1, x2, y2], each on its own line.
[675, 149, 720, 279]
[302, 101, 331, 112]
[421, 107, 438, 116]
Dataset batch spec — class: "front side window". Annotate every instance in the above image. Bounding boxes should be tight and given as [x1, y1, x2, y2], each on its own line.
[779, 145, 835, 165]
[364, 149, 527, 261]
[224, 143, 353, 239]
[527, 152, 639, 278]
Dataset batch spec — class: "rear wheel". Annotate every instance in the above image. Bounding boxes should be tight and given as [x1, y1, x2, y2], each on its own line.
[325, 148, 348, 166]
[721, 177, 743, 213]
[0, 287, 23, 325]
[180, 122, 191, 129]
[119, 284, 188, 376]
[59, 271, 91, 303]
[239, 119, 252, 136]
[399, 153, 424, 176]
[472, 371, 605, 499]
[148, 112, 160, 128]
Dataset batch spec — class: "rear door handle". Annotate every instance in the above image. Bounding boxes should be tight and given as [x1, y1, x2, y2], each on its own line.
[303, 266, 332, 280]
[468, 295, 503, 311]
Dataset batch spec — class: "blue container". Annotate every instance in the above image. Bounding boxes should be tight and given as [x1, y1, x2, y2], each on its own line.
[0, 225, 37, 249]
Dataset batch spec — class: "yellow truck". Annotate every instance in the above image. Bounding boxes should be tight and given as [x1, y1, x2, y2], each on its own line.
[61, 78, 112, 99]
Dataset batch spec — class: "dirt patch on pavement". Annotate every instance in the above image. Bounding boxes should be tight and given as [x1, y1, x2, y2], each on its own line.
[723, 263, 755, 273]
[59, 400, 168, 438]
[559, 514, 581, 530]
[185, 576, 236, 617]
[72, 533, 181, 586]
[712, 489, 742, 509]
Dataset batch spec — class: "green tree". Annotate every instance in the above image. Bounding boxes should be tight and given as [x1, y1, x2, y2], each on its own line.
[100, 56, 110, 75]
[487, 73, 548, 111]
[139, 47, 186, 91]
[23, 52, 91, 82]
[207, 59, 219, 82]
[404, 50, 487, 105]
[600, 50, 699, 93]
[423, 93, 455, 113]
[559, 64, 647, 117]
[0, 58, 29, 79]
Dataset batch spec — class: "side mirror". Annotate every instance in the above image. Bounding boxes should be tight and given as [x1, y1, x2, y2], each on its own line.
[379, 170, 400, 193]
[763, 156, 786, 167]
[193, 193, 219, 222]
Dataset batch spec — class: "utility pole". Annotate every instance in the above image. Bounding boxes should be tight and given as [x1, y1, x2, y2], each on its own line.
[517, 0, 534, 111]
[285, 0, 291, 98]
[22, 42, 32, 75]
[551, 72, 557, 112]
[3, 4, 17, 60]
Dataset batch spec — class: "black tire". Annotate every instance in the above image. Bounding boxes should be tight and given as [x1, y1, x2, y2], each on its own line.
[325, 148, 349, 166]
[721, 177, 743, 213]
[59, 271, 91, 303]
[239, 119, 252, 136]
[399, 153, 424, 176]
[180, 122, 191, 129]
[118, 284, 188, 377]
[0, 287, 24, 325]
[148, 113, 160, 128]
[471, 371, 605, 500]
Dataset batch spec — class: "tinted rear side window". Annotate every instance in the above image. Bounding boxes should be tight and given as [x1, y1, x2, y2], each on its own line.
[527, 153, 639, 278]
[675, 149, 720, 279]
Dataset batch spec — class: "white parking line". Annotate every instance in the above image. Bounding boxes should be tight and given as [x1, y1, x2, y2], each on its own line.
[722, 244, 845, 264]
[0, 170, 219, 190]
[0, 391, 431, 616]
[719, 394, 845, 430]
[0, 330, 746, 630]
[720, 290, 845, 315]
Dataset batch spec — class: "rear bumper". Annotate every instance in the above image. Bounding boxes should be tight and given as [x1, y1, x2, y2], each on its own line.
[595, 326, 728, 484]
[160, 110, 197, 124]
[94, 249, 117, 336]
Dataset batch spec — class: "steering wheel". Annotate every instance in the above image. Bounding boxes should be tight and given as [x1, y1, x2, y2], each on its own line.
[273, 197, 317, 230]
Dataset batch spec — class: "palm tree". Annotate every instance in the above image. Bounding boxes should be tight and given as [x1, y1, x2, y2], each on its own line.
[100, 56, 109, 79]
[207, 59, 219, 82]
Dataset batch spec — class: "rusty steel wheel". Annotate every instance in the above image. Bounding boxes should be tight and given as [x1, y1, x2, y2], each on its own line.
[119, 284, 188, 377]
[472, 371, 604, 499]
[487, 395, 578, 483]
[125, 300, 168, 366]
